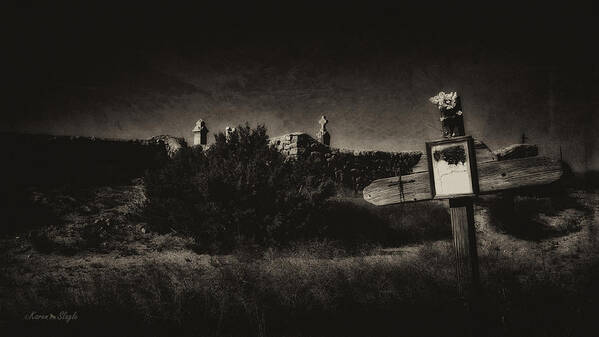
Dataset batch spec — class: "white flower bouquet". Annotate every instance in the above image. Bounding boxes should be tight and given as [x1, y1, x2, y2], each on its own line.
[429, 91, 464, 137]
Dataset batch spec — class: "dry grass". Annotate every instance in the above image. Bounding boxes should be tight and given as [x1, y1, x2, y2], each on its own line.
[1, 187, 598, 336]
[3, 229, 599, 337]
[0, 241, 460, 337]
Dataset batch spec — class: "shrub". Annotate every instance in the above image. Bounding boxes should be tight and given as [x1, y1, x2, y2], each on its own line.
[144, 124, 335, 251]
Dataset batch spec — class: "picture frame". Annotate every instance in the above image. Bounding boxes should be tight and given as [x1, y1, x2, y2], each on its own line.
[426, 135, 479, 199]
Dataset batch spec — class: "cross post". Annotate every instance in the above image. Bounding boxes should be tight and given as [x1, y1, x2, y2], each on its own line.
[432, 91, 479, 294]
[449, 195, 479, 294]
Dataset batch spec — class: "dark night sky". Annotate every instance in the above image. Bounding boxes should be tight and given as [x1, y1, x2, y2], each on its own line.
[5, 2, 599, 171]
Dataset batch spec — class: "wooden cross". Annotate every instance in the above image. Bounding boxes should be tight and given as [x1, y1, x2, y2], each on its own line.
[363, 93, 563, 294]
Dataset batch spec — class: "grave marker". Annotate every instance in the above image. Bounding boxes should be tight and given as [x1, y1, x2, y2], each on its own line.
[192, 119, 209, 147]
[363, 92, 563, 294]
[317, 115, 330, 146]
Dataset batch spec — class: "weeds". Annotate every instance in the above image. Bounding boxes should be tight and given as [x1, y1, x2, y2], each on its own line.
[4, 233, 599, 337]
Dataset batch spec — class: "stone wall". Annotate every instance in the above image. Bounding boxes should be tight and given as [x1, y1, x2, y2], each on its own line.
[269, 132, 422, 193]
[269, 132, 328, 159]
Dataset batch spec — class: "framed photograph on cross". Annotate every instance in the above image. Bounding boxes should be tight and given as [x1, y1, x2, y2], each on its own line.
[426, 136, 479, 199]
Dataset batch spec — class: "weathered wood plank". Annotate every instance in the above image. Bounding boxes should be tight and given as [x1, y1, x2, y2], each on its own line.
[449, 197, 479, 294]
[494, 143, 538, 161]
[363, 170, 433, 205]
[477, 155, 561, 192]
[363, 156, 562, 206]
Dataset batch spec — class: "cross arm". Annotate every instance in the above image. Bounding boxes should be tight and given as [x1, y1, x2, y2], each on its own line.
[363, 156, 563, 206]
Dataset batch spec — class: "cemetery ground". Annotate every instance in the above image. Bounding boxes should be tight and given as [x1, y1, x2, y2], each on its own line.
[2, 179, 599, 337]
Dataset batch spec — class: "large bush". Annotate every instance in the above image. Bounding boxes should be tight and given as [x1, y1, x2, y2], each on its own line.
[144, 124, 335, 251]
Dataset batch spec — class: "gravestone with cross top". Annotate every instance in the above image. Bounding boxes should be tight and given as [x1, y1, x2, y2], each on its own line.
[317, 115, 331, 146]
[362, 92, 563, 294]
[192, 119, 209, 147]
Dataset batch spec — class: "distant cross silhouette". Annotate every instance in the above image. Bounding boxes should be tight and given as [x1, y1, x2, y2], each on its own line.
[319, 116, 328, 131]
[317, 116, 330, 146]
